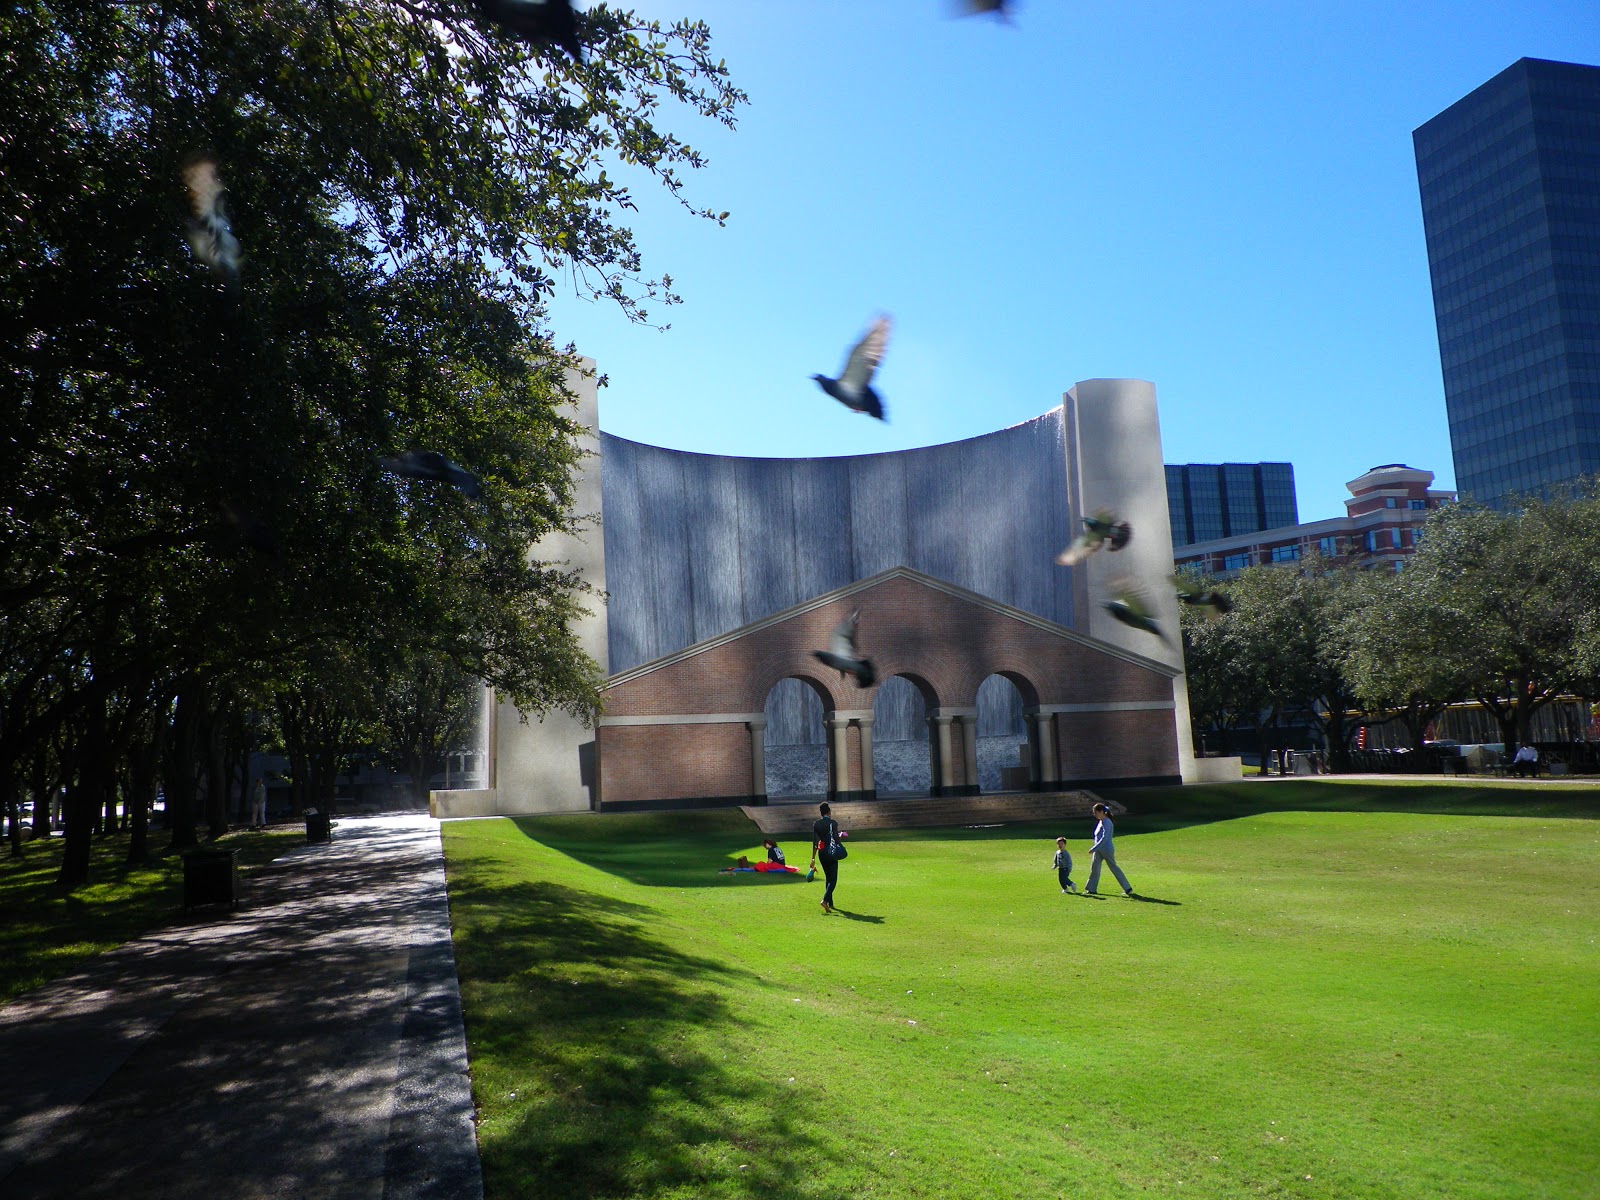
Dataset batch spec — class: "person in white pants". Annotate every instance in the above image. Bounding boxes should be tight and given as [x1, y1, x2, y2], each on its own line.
[249, 776, 268, 829]
[1085, 802, 1134, 897]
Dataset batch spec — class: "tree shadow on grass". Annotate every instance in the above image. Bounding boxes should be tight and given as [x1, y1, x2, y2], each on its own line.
[876, 780, 1600, 846]
[510, 811, 791, 889]
[448, 867, 848, 1200]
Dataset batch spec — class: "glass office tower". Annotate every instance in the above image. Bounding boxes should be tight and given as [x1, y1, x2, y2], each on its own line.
[1165, 462, 1298, 548]
[1414, 57, 1600, 508]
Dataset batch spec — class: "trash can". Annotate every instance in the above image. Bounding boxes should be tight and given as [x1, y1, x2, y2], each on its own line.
[304, 810, 332, 844]
[183, 847, 239, 912]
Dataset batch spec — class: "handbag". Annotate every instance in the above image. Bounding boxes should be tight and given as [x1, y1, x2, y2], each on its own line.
[825, 836, 848, 860]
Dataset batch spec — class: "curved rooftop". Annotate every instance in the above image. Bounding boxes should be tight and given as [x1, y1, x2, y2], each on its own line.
[599, 408, 1079, 673]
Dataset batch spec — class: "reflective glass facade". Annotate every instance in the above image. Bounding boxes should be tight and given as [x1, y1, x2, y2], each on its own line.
[1164, 462, 1299, 547]
[1414, 58, 1600, 508]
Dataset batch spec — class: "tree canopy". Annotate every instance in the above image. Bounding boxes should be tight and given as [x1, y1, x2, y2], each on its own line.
[2, 0, 744, 882]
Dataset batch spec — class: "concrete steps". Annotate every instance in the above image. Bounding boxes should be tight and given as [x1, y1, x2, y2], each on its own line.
[740, 790, 1116, 836]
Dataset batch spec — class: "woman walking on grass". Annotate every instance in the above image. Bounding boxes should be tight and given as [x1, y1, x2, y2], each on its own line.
[1085, 802, 1135, 897]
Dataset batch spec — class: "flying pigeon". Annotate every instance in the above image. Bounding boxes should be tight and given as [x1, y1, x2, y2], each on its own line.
[1055, 510, 1132, 566]
[380, 450, 483, 499]
[476, 0, 583, 61]
[181, 157, 241, 280]
[813, 316, 891, 421]
[1172, 573, 1233, 619]
[1103, 581, 1169, 644]
[957, 0, 1016, 21]
[813, 610, 877, 688]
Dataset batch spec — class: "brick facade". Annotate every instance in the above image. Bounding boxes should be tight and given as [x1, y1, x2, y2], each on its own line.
[596, 567, 1181, 808]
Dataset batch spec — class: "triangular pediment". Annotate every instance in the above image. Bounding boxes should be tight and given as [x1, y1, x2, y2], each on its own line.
[604, 565, 1179, 687]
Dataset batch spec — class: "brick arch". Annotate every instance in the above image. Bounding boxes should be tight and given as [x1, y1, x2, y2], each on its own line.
[875, 669, 939, 711]
[757, 669, 838, 716]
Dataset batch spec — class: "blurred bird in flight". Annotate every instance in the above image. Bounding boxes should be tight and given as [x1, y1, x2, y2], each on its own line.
[1172, 573, 1233, 619]
[1055, 510, 1132, 566]
[1103, 581, 1168, 644]
[813, 316, 891, 421]
[181, 157, 241, 280]
[380, 450, 484, 500]
[813, 610, 877, 688]
[476, 0, 583, 61]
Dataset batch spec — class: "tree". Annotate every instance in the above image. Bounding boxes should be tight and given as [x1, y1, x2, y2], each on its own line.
[2, 1, 744, 886]
[1340, 566, 1466, 752]
[372, 651, 483, 805]
[1398, 495, 1600, 751]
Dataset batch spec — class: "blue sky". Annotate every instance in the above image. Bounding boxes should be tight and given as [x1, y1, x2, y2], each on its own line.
[548, 1, 1599, 520]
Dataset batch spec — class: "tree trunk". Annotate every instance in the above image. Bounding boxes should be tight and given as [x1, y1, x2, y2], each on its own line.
[4, 773, 21, 857]
[127, 749, 153, 864]
[58, 688, 110, 891]
[28, 746, 53, 841]
[205, 706, 229, 840]
[167, 682, 201, 850]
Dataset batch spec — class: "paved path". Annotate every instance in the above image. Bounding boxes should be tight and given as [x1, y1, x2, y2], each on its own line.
[0, 814, 482, 1200]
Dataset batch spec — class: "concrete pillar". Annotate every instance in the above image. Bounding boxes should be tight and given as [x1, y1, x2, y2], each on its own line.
[748, 717, 767, 801]
[962, 717, 979, 794]
[933, 715, 955, 797]
[858, 716, 875, 795]
[828, 715, 850, 797]
[1035, 712, 1058, 789]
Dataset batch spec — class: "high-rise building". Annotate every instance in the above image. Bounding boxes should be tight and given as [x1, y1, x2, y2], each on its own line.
[1164, 462, 1297, 548]
[1414, 57, 1600, 508]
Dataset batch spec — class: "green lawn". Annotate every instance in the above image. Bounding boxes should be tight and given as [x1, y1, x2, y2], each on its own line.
[442, 784, 1600, 1200]
[0, 825, 303, 1004]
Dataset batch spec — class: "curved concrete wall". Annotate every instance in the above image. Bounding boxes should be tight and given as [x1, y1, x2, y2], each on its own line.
[600, 409, 1078, 674]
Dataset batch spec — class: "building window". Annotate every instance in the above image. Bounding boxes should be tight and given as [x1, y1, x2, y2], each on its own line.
[1318, 535, 1339, 556]
[1385, 497, 1398, 508]
[1408, 499, 1426, 510]
[1270, 544, 1300, 562]
[1223, 552, 1251, 571]
[1365, 531, 1380, 552]
[1391, 528, 1403, 549]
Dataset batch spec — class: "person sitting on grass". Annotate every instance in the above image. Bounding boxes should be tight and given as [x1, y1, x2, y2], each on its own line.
[719, 854, 798, 875]
[763, 838, 786, 866]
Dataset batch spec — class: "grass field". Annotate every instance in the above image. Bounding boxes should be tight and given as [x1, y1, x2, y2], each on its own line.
[0, 825, 303, 1004]
[442, 782, 1600, 1200]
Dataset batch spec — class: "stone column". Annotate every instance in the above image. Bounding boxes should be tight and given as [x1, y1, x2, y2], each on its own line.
[828, 715, 850, 797]
[858, 716, 875, 796]
[748, 717, 767, 802]
[961, 717, 979, 794]
[1034, 712, 1058, 789]
[933, 715, 955, 797]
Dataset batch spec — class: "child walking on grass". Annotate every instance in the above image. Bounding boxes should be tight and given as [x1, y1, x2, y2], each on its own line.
[1053, 836, 1077, 894]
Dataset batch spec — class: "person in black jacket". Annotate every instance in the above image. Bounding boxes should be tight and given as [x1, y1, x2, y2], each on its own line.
[811, 803, 843, 914]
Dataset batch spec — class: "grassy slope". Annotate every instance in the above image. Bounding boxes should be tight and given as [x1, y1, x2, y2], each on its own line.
[442, 784, 1600, 1200]
[0, 826, 303, 1004]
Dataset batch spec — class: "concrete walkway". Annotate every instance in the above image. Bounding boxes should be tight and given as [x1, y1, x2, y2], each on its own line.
[0, 814, 482, 1200]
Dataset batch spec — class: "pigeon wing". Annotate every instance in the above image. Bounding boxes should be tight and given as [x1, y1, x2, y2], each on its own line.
[828, 616, 858, 660]
[838, 316, 891, 393]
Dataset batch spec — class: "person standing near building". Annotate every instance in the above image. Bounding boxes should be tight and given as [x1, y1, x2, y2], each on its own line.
[1085, 802, 1134, 897]
[811, 802, 843, 914]
[249, 776, 268, 829]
